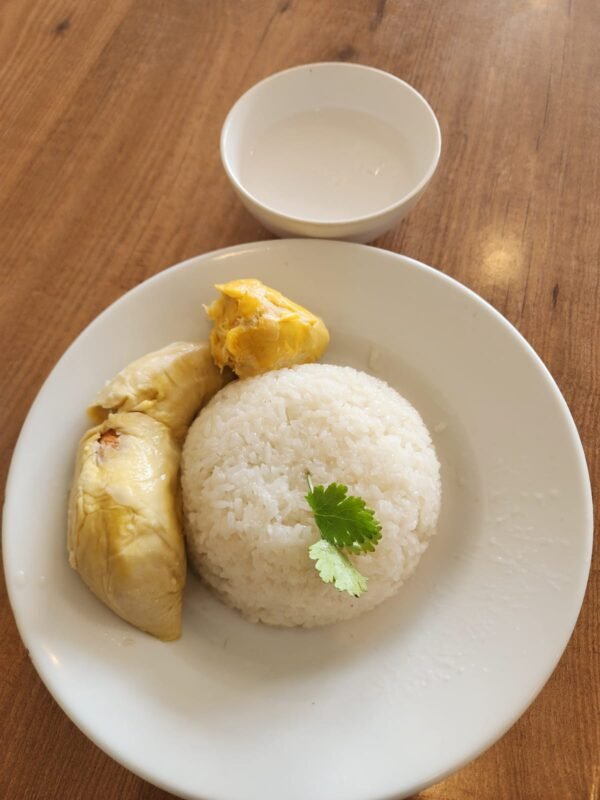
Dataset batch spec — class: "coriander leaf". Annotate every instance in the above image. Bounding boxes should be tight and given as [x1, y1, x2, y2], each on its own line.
[305, 473, 382, 553]
[308, 540, 368, 597]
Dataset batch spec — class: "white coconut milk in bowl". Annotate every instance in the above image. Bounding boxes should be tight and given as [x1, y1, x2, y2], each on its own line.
[220, 62, 442, 243]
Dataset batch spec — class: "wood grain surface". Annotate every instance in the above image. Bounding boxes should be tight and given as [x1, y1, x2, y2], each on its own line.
[1, 1, 598, 798]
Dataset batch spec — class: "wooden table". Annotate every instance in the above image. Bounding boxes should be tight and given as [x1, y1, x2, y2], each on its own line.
[1, 1, 598, 798]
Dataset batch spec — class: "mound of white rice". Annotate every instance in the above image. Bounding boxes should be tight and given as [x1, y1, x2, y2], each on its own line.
[181, 364, 441, 627]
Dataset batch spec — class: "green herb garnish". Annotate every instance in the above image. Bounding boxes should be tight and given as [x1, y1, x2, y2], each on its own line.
[305, 472, 382, 597]
[308, 540, 368, 597]
[305, 475, 382, 553]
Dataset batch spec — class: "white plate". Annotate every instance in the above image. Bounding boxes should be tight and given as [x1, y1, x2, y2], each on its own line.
[3, 240, 592, 800]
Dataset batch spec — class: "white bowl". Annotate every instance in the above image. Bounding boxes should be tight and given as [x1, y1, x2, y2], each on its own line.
[220, 63, 442, 243]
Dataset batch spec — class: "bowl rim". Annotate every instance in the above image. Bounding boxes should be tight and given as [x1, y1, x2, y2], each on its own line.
[220, 62, 442, 228]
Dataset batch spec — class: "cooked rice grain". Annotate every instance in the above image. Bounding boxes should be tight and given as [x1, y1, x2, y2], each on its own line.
[181, 364, 441, 627]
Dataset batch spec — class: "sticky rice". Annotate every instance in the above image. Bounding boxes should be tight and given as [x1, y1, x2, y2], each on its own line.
[181, 364, 441, 627]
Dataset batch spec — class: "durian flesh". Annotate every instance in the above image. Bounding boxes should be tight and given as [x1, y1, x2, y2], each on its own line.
[206, 279, 330, 378]
[88, 341, 225, 441]
[68, 412, 185, 641]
